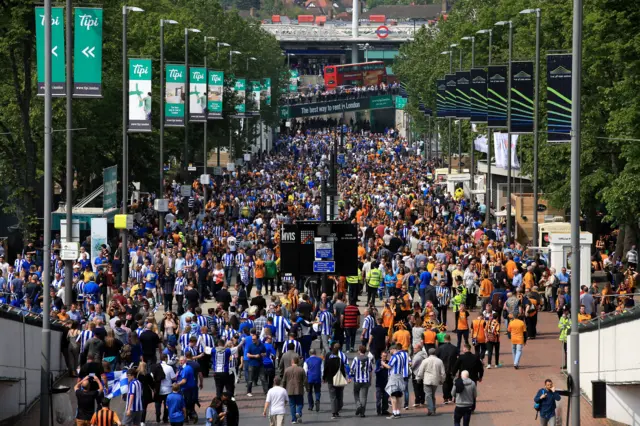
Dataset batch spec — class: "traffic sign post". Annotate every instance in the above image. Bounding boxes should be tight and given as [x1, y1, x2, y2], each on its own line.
[314, 242, 334, 260]
[73, 8, 103, 97]
[313, 261, 336, 273]
[36, 6, 66, 96]
[376, 25, 390, 39]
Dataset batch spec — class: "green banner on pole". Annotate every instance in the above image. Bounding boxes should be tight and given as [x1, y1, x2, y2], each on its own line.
[445, 74, 457, 118]
[289, 70, 299, 92]
[436, 78, 446, 118]
[279, 94, 393, 119]
[165, 64, 186, 127]
[207, 70, 224, 119]
[234, 78, 246, 114]
[189, 67, 207, 122]
[128, 59, 152, 132]
[547, 54, 572, 143]
[103, 165, 118, 210]
[510, 61, 534, 134]
[456, 71, 471, 119]
[73, 8, 103, 97]
[395, 96, 407, 110]
[487, 65, 508, 128]
[35, 6, 65, 96]
[250, 80, 261, 115]
[262, 78, 271, 106]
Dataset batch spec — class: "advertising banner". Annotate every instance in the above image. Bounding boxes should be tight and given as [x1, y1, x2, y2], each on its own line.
[73, 7, 103, 97]
[470, 68, 488, 123]
[279, 94, 393, 119]
[234, 78, 246, 115]
[289, 70, 299, 92]
[90, 218, 107, 271]
[510, 61, 534, 134]
[262, 78, 272, 106]
[103, 165, 117, 210]
[547, 54, 572, 143]
[35, 7, 65, 96]
[493, 132, 520, 169]
[189, 67, 207, 122]
[250, 80, 261, 115]
[165, 64, 186, 126]
[487, 65, 508, 128]
[436, 78, 447, 118]
[445, 74, 457, 118]
[207, 70, 224, 119]
[127, 59, 152, 132]
[456, 71, 471, 119]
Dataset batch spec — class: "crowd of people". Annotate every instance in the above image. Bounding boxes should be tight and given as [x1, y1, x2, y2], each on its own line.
[0, 127, 637, 426]
[280, 83, 400, 105]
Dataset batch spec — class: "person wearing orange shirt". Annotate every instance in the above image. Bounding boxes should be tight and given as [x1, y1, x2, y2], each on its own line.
[577, 305, 592, 323]
[505, 256, 518, 281]
[523, 266, 536, 292]
[391, 322, 411, 351]
[471, 314, 488, 360]
[456, 304, 470, 352]
[507, 314, 527, 369]
[422, 326, 438, 353]
[478, 274, 494, 307]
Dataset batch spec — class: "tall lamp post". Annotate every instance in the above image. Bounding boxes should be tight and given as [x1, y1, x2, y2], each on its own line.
[216, 42, 231, 166]
[287, 52, 295, 67]
[520, 8, 541, 246]
[184, 28, 201, 171]
[477, 28, 493, 225]
[462, 35, 475, 199]
[159, 19, 178, 232]
[495, 20, 513, 243]
[441, 49, 454, 174]
[229, 50, 242, 160]
[203, 36, 217, 208]
[454, 43, 463, 173]
[569, 0, 583, 423]
[121, 5, 144, 285]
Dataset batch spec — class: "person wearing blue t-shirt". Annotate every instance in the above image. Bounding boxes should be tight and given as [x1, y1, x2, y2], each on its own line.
[177, 356, 198, 422]
[419, 269, 432, 308]
[262, 335, 277, 390]
[166, 383, 186, 425]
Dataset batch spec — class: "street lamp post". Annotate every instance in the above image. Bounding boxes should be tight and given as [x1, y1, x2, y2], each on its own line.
[462, 35, 475, 199]
[229, 50, 242, 160]
[456, 44, 463, 174]
[121, 5, 144, 285]
[63, 0, 73, 308]
[477, 28, 493, 224]
[216, 42, 230, 166]
[203, 36, 217, 208]
[495, 20, 513, 243]
[521, 8, 542, 246]
[184, 28, 201, 172]
[441, 48, 454, 174]
[159, 19, 178, 232]
[287, 53, 295, 67]
[570, 0, 583, 423]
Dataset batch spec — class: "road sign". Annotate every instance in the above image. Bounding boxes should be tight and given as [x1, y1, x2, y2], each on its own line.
[315, 242, 333, 259]
[313, 261, 336, 273]
[187, 164, 197, 171]
[103, 165, 117, 210]
[180, 185, 192, 197]
[73, 8, 103, 97]
[376, 25, 390, 39]
[35, 7, 66, 96]
[60, 219, 80, 243]
[60, 242, 79, 260]
[200, 174, 211, 185]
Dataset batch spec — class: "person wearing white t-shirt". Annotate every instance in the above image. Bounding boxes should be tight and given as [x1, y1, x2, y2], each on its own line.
[156, 354, 177, 423]
[263, 376, 289, 426]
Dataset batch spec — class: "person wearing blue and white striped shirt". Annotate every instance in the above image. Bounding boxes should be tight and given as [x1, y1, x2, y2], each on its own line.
[435, 281, 451, 326]
[76, 325, 95, 357]
[316, 304, 334, 356]
[125, 369, 144, 423]
[271, 308, 291, 356]
[361, 309, 376, 348]
[174, 271, 186, 316]
[381, 344, 411, 419]
[282, 332, 302, 357]
[350, 345, 373, 417]
[222, 250, 234, 286]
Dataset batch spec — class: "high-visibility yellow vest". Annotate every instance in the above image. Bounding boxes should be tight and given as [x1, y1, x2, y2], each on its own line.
[367, 269, 382, 288]
[347, 268, 361, 284]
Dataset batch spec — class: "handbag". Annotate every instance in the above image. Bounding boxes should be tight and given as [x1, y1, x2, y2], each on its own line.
[332, 370, 348, 387]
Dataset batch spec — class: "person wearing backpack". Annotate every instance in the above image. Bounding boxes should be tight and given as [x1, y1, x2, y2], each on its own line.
[533, 379, 561, 425]
[452, 370, 477, 426]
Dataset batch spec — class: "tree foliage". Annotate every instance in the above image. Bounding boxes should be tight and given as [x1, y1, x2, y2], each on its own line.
[0, 0, 288, 238]
[394, 0, 640, 244]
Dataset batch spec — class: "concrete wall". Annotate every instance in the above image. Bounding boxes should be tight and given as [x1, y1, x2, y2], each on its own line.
[569, 317, 640, 424]
[0, 315, 65, 422]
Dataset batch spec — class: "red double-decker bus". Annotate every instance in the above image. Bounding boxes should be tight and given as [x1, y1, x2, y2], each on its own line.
[323, 61, 387, 90]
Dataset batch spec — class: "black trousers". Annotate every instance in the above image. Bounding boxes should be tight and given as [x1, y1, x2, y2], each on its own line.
[175, 295, 184, 315]
[442, 373, 454, 400]
[438, 305, 448, 325]
[525, 315, 538, 338]
[412, 375, 425, 404]
[199, 354, 211, 377]
[366, 285, 377, 306]
[213, 372, 234, 398]
[486, 341, 500, 365]
[454, 406, 473, 426]
[348, 284, 359, 305]
[155, 393, 168, 423]
[164, 293, 173, 313]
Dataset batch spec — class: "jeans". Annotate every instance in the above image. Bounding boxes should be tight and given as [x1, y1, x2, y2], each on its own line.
[182, 387, 198, 418]
[264, 367, 275, 390]
[353, 382, 370, 413]
[512, 343, 523, 366]
[424, 384, 438, 413]
[549, 296, 556, 312]
[328, 384, 344, 414]
[255, 277, 265, 293]
[437, 305, 448, 325]
[454, 406, 473, 426]
[307, 382, 321, 408]
[376, 386, 389, 413]
[224, 266, 233, 286]
[404, 377, 410, 408]
[418, 287, 426, 308]
[164, 293, 173, 313]
[540, 416, 557, 426]
[247, 364, 264, 393]
[345, 328, 357, 351]
[289, 394, 303, 420]
[486, 341, 500, 365]
[300, 335, 312, 359]
[320, 334, 331, 355]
